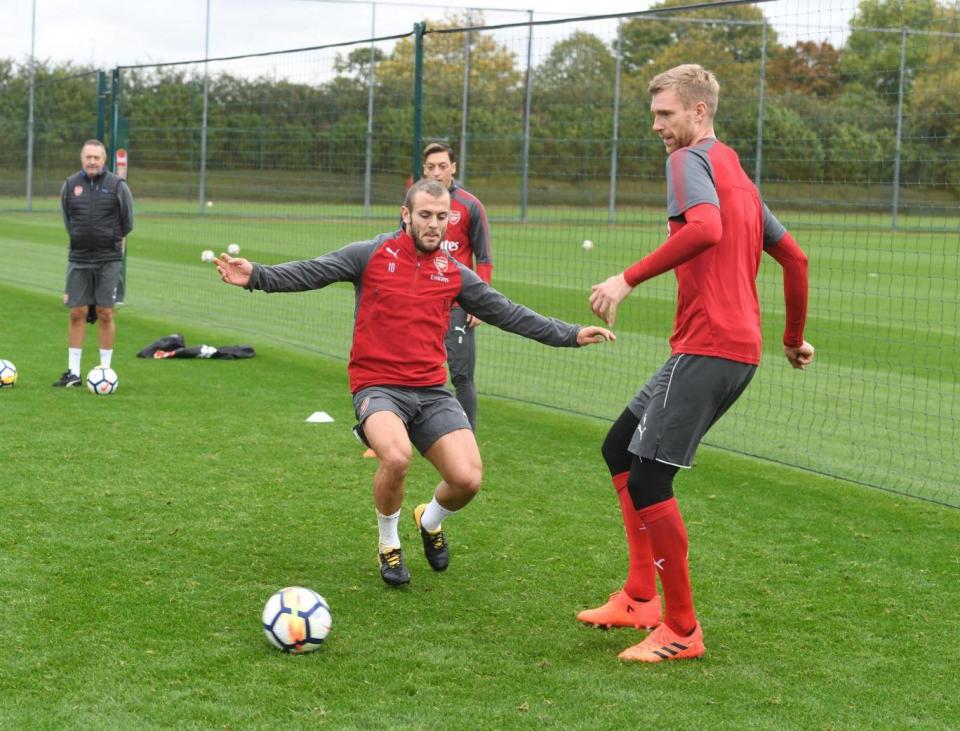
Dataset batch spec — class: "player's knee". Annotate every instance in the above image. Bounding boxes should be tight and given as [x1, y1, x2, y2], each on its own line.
[96, 307, 114, 324]
[68, 308, 86, 324]
[626, 458, 678, 510]
[377, 446, 412, 477]
[602, 419, 634, 476]
[450, 463, 483, 497]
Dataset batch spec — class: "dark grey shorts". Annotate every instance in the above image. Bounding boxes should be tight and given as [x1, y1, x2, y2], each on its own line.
[64, 261, 123, 308]
[445, 307, 476, 383]
[352, 385, 471, 455]
[627, 354, 756, 468]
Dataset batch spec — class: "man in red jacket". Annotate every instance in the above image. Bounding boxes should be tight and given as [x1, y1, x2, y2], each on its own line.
[582, 64, 814, 662]
[215, 179, 614, 587]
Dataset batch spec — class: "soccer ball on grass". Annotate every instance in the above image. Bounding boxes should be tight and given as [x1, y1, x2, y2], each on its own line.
[87, 366, 119, 395]
[0, 359, 17, 387]
[262, 586, 332, 653]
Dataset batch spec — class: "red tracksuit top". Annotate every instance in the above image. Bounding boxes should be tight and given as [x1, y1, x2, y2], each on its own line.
[246, 228, 580, 393]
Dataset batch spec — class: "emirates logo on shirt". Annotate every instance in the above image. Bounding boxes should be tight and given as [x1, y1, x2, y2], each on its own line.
[74, 185, 84, 196]
[449, 210, 462, 225]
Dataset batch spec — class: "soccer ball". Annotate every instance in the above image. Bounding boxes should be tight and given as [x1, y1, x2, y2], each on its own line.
[86, 366, 119, 395]
[201, 249, 215, 263]
[0, 359, 16, 387]
[262, 586, 331, 653]
[582, 239, 594, 251]
[227, 243, 240, 256]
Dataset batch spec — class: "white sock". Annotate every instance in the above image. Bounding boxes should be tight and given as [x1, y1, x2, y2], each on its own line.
[68, 348, 82, 377]
[421, 497, 457, 533]
[99, 349, 113, 368]
[377, 509, 401, 549]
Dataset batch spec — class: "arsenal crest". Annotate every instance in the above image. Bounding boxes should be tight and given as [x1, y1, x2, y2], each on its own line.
[433, 256, 449, 273]
[449, 210, 462, 225]
[73, 185, 84, 197]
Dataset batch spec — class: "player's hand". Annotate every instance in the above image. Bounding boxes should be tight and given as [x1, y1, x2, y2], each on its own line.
[466, 314, 484, 328]
[576, 326, 616, 346]
[215, 253, 252, 287]
[589, 273, 634, 326]
[784, 340, 815, 369]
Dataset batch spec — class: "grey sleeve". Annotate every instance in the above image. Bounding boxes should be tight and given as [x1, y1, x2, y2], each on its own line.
[455, 264, 580, 347]
[246, 239, 377, 293]
[60, 180, 70, 233]
[466, 198, 492, 267]
[117, 181, 134, 236]
[666, 148, 719, 218]
[761, 203, 787, 247]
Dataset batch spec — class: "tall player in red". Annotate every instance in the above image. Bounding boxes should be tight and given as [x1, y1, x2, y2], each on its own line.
[583, 64, 815, 662]
[422, 142, 492, 432]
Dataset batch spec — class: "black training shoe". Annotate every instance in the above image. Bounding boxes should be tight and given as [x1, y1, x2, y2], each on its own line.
[52, 370, 82, 388]
[378, 545, 411, 587]
[413, 503, 449, 572]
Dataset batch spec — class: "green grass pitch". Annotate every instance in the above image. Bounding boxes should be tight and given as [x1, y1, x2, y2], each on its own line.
[0, 208, 958, 728]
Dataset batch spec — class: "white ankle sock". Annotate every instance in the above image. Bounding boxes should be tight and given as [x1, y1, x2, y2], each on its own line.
[377, 509, 401, 549]
[68, 348, 82, 377]
[99, 349, 113, 368]
[421, 498, 456, 533]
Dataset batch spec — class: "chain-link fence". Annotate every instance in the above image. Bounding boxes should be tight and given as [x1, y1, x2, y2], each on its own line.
[2, 0, 958, 506]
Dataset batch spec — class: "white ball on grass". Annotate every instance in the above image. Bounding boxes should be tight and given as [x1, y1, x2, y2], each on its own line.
[582, 239, 594, 251]
[201, 249, 215, 263]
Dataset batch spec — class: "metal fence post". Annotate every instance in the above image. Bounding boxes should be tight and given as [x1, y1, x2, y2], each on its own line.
[892, 29, 907, 231]
[363, 2, 377, 218]
[608, 20, 623, 224]
[96, 71, 107, 143]
[198, 0, 212, 216]
[520, 10, 533, 223]
[25, 0, 36, 210]
[412, 22, 425, 180]
[754, 21, 767, 187]
[459, 15, 473, 184]
[108, 68, 120, 173]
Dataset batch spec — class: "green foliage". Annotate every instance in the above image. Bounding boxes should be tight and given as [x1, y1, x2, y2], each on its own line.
[3, 0, 960, 200]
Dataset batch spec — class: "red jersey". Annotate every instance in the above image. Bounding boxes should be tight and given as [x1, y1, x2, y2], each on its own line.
[441, 183, 493, 284]
[625, 139, 788, 366]
[246, 229, 579, 393]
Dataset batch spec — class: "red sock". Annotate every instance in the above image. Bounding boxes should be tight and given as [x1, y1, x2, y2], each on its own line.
[638, 497, 697, 636]
[612, 472, 657, 602]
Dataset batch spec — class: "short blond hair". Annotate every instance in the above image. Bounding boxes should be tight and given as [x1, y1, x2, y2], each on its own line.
[648, 64, 720, 119]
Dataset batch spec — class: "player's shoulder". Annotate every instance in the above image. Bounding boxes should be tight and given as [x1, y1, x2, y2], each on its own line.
[451, 184, 484, 208]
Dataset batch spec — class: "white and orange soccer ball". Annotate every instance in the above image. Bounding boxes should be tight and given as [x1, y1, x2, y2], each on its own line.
[0, 359, 17, 387]
[86, 366, 119, 395]
[262, 586, 332, 653]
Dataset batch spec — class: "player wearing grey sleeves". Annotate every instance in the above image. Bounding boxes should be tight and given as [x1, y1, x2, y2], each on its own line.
[54, 139, 134, 388]
[215, 179, 614, 588]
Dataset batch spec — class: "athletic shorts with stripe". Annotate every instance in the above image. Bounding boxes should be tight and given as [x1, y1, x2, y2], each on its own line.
[352, 385, 471, 455]
[627, 354, 756, 468]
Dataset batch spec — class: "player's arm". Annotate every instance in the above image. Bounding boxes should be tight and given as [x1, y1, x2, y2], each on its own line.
[117, 180, 134, 237]
[589, 203, 721, 326]
[216, 239, 376, 291]
[467, 198, 493, 285]
[456, 265, 614, 347]
[590, 148, 720, 326]
[464, 197, 492, 327]
[762, 204, 814, 369]
[60, 179, 71, 233]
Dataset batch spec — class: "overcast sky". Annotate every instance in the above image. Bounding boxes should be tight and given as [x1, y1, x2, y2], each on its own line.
[2, 0, 854, 70]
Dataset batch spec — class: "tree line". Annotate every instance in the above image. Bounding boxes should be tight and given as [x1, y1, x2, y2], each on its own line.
[1, 0, 957, 198]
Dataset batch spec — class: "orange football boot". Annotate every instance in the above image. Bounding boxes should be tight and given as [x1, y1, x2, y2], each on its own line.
[618, 622, 705, 663]
[576, 590, 662, 629]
